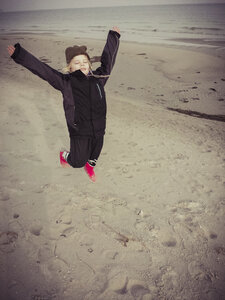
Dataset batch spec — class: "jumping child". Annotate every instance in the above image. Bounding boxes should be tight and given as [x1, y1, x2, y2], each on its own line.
[7, 27, 121, 182]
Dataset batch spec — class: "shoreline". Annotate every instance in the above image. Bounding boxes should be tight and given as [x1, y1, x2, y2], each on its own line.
[1, 31, 225, 59]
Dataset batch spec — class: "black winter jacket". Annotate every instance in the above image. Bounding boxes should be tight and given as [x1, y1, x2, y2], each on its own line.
[11, 30, 120, 137]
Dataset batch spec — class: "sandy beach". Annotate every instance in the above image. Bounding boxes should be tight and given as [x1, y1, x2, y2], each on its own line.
[0, 33, 225, 300]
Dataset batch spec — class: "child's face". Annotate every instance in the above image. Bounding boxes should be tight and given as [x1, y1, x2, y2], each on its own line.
[69, 54, 90, 75]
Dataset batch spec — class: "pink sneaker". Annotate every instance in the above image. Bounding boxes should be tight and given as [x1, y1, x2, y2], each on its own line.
[84, 162, 96, 182]
[60, 151, 70, 168]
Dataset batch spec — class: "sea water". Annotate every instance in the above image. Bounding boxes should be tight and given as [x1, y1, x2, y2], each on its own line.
[0, 4, 225, 48]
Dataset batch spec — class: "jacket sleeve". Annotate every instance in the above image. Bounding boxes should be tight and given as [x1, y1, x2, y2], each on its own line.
[11, 43, 64, 91]
[93, 30, 120, 86]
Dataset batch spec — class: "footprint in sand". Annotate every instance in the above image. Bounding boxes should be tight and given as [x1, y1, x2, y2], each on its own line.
[179, 98, 189, 103]
[79, 234, 94, 248]
[170, 199, 205, 224]
[106, 275, 152, 298]
[37, 245, 54, 263]
[162, 238, 177, 248]
[30, 224, 43, 236]
[155, 266, 179, 290]
[60, 226, 75, 238]
[83, 211, 102, 230]
[39, 257, 69, 285]
[109, 275, 128, 294]
[188, 261, 215, 282]
[56, 210, 72, 225]
[209, 233, 217, 239]
[158, 230, 177, 248]
[169, 200, 206, 239]
[0, 231, 18, 253]
[0, 192, 10, 201]
[127, 279, 150, 298]
[103, 195, 127, 207]
[0, 187, 11, 201]
[101, 249, 119, 260]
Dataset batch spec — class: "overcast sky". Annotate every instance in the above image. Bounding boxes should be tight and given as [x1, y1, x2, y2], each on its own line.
[1, 0, 224, 12]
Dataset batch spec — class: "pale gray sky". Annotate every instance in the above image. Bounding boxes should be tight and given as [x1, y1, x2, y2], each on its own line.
[1, 0, 224, 11]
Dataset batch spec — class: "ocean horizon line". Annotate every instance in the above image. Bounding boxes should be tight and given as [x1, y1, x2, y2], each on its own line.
[1, 2, 225, 14]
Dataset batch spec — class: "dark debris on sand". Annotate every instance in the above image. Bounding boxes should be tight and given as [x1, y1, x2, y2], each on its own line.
[167, 107, 225, 122]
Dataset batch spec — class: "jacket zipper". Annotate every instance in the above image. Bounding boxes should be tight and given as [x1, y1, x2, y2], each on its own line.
[73, 106, 77, 126]
[96, 83, 102, 99]
[89, 80, 95, 137]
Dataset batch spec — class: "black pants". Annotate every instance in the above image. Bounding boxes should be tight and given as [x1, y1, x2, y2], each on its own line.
[67, 136, 104, 168]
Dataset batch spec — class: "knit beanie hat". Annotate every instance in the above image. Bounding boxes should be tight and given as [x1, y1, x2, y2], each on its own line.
[65, 45, 90, 64]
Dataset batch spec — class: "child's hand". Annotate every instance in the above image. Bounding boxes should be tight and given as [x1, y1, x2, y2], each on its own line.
[7, 45, 15, 56]
[112, 27, 120, 35]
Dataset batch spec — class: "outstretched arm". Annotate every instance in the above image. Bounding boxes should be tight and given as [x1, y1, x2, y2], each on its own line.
[93, 26, 121, 86]
[7, 44, 64, 92]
